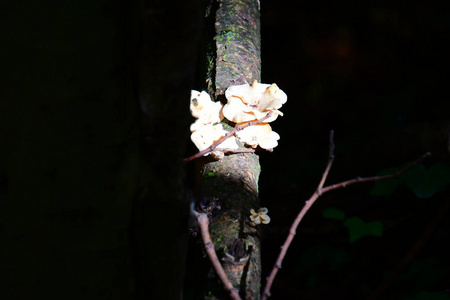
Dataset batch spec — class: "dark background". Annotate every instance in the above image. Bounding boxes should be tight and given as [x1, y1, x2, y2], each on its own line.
[1, 0, 450, 299]
[257, 1, 450, 299]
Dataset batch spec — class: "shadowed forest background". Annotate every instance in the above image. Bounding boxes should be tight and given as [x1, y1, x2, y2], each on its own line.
[1, 1, 449, 299]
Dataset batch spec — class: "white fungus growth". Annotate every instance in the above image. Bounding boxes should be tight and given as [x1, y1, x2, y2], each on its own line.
[190, 90, 224, 131]
[250, 207, 271, 225]
[190, 123, 239, 152]
[189, 81, 287, 159]
[236, 123, 280, 150]
[223, 80, 287, 123]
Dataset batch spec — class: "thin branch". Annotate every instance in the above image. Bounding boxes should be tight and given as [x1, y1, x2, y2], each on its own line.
[194, 211, 242, 300]
[321, 152, 430, 194]
[261, 131, 430, 300]
[184, 112, 273, 162]
[317, 130, 335, 191]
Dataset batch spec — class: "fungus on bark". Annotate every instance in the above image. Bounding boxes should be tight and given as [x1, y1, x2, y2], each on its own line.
[250, 207, 271, 225]
[223, 80, 287, 123]
[189, 82, 287, 160]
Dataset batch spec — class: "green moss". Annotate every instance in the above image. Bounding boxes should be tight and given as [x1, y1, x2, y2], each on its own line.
[218, 29, 239, 46]
[227, 10, 236, 17]
[205, 171, 216, 178]
[221, 121, 234, 130]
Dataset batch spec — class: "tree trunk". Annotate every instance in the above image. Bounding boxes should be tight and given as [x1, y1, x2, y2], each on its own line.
[196, 0, 263, 299]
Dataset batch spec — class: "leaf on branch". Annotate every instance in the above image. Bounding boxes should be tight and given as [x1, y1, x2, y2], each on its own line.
[343, 217, 383, 243]
[322, 207, 346, 220]
[370, 167, 402, 196]
[371, 163, 450, 199]
[403, 163, 450, 199]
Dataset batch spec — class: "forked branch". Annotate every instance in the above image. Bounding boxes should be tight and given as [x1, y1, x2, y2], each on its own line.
[261, 131, 430, 299]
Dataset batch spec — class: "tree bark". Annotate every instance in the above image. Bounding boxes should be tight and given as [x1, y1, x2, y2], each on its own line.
[198, 0, 263, 299]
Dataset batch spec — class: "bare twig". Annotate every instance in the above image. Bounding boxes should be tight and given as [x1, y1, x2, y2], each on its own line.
[321, 152, 430, 194]
[194, 211, 242, 300]
[184, 112, 273, 162]
[317, 130, 335, 191]
[261, 131, 430, 300]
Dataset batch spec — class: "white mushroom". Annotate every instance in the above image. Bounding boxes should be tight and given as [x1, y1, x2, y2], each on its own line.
[189, 82, 287, 158]
[190, 123, 239, 154]
[223, 80, 287, 123]
[250, 207, 271, 225]
[236, 123, 280, 150]
[190, 90, 224, 127]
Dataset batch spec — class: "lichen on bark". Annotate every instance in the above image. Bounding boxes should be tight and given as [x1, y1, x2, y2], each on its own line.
[214, 0, 261, 97]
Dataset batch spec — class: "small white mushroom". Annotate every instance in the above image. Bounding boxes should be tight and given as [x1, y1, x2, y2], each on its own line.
[236, 123, 280, 150]
[250, 207, 271, 225]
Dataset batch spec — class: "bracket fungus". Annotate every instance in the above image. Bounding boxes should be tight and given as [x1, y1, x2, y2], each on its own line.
[250, 207, 271, 225]
[236, 123, 280, 150]
[189, 81, 287, 160]
[223, 80, 287, 123]
[190, 90, 224, 132]
[191, 124, 239, 151]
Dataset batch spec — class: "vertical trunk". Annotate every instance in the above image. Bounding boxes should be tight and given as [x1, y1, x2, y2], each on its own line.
[198, 0, 263, 299]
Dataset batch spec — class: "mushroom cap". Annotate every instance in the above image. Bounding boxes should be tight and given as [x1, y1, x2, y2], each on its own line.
[190, 123, 238, 152]
[258, 207, 269, 214]
[190, 90, 224, 124]
[223, 81, 287, 123]
[249, 207, 271, 225]
[236, 123, 280, 150]
[260, 214, 271, 224]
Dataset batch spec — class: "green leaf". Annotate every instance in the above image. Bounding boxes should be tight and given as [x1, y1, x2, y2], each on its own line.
[343, 217, 383, 243]
[427, 163, 450, 191]
[370, 167, 402, 196]
[371, 163, 450, 199]
[365, 220, 383, 237]
[403, 163, 450, 198]
[322, 207, 346, 220]
[402, 164, 429, 198]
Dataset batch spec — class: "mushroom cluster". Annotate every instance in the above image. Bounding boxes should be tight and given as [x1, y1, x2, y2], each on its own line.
[189, 81, 287, 159]
[249, 207, 271, 225]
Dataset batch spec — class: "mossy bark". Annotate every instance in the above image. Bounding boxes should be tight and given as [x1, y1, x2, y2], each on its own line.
[199, 0, 263, 299]
[213, 0, 261, 97]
